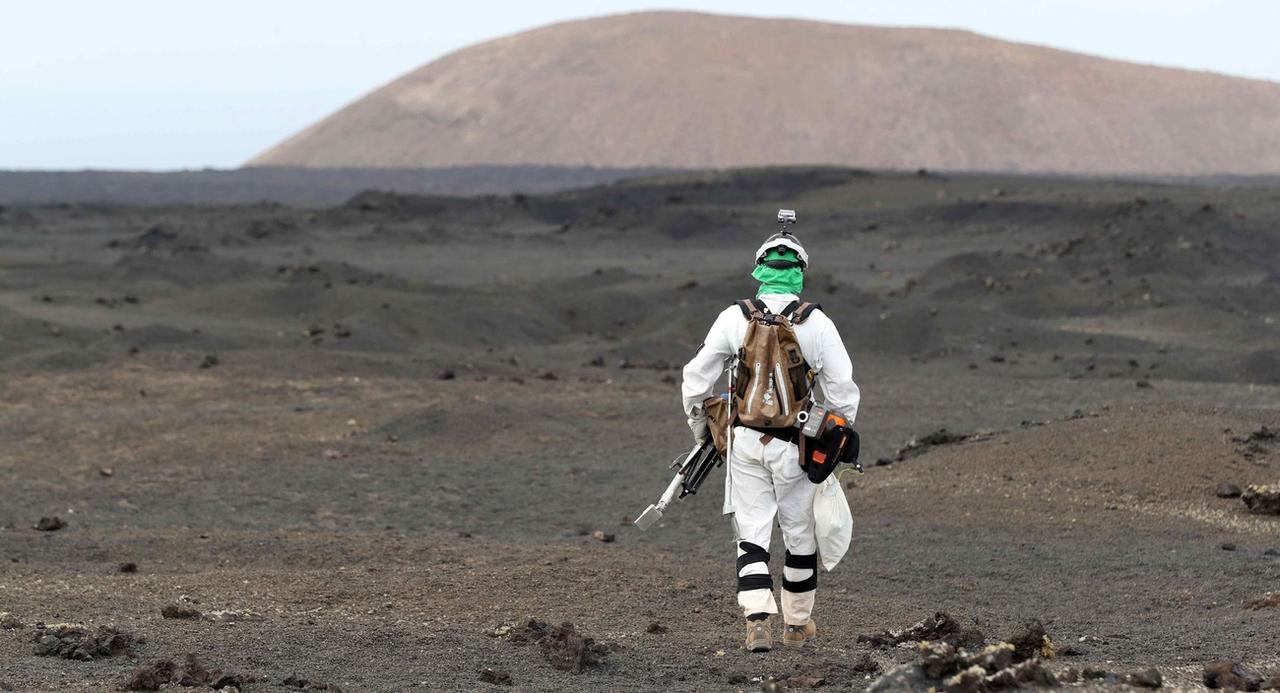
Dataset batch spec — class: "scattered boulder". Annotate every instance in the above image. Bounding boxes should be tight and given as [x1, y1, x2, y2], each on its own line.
[124, 660, 177, 691]
[537, 622, 610, 673]
[1004, 620, 1055, 662]
[178, 654, 216, 686]
[1242, 484, 1280, 515]
[124, 654, 255, 691]
[1204, 660, 1265, 690]
[1216, 483, 1243, 498]
[865, 617, 1066, 691]
[160, 595, 261, 623]
[34, 516, 66, 531]
[119, 562, 138, 573]
[0, 614, 22, 630]
[858, 611, 985, 650]
[161, 596, 203, 620]
[869, 641, 1055, 692]
[1128, 668, 1165, 688]
[479, 668, 513, 686]
[500, 619, 611, 673]
[190, 655, 254, 689]
[32, 624, 140, 661]
[198, 354, 219, 369]
[591, 529, 615, 543]
[646, 622, 667, 634]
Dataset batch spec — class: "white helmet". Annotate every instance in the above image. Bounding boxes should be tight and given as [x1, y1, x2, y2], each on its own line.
[754, 232, 809, 269]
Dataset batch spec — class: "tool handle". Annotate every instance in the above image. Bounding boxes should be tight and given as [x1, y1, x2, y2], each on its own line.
[656, 473, 683, 510]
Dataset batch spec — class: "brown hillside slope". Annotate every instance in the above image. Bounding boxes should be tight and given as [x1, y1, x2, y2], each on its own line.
[249, 11, 1280, 175]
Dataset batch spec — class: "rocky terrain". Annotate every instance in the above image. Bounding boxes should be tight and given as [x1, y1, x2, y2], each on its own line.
[0, 167, 1277, 690]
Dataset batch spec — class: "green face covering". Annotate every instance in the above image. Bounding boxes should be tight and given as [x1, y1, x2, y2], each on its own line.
[752, 248, 804, 297]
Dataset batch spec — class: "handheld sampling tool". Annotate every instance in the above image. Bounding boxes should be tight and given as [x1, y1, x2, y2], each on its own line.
[633, 439, 723, 531]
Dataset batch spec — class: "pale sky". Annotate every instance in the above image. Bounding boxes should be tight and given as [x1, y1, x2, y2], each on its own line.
[3, 1, 1278, 170]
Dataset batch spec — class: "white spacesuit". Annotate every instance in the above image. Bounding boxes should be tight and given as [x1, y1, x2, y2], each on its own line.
[681, 230, 859, 650]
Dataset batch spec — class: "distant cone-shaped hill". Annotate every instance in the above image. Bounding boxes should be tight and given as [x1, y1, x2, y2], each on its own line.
[250, 11, 1280, 175]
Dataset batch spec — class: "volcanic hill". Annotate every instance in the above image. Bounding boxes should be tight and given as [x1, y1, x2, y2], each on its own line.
[250, 11, 1280, 175]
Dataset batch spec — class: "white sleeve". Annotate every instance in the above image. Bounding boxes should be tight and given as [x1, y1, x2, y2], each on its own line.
[812, 314, 860, 424]
[681, 308, 737, 419]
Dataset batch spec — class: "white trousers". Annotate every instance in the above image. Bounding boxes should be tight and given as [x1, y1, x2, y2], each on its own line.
[729, 426, 818, 625]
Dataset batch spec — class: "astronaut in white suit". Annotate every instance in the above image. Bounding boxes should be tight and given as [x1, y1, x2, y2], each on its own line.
[681, 230, 859, 652]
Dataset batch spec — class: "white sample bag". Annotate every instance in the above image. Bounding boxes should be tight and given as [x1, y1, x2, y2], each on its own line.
[813, 474, 853, 571]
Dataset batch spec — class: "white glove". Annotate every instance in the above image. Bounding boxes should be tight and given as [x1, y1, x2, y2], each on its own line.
[687, 416, 710, 445]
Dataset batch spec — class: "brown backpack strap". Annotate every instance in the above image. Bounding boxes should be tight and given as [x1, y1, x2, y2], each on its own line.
[735, 299, 769, 319]
[791, 302, 822, 324]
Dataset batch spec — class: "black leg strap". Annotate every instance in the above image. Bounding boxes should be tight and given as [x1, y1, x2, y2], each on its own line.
[737, 541, 772, 592]
[784, 551, 817, 570]
[782, 551, 818, 593]
[736, 541, 770, 573]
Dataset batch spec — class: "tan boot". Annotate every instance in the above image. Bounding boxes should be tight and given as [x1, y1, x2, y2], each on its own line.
[745, 617, 773, 652]
[782, 621, 816, 646]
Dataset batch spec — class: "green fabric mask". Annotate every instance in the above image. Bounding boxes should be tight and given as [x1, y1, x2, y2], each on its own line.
[752, 248, 804, 297]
